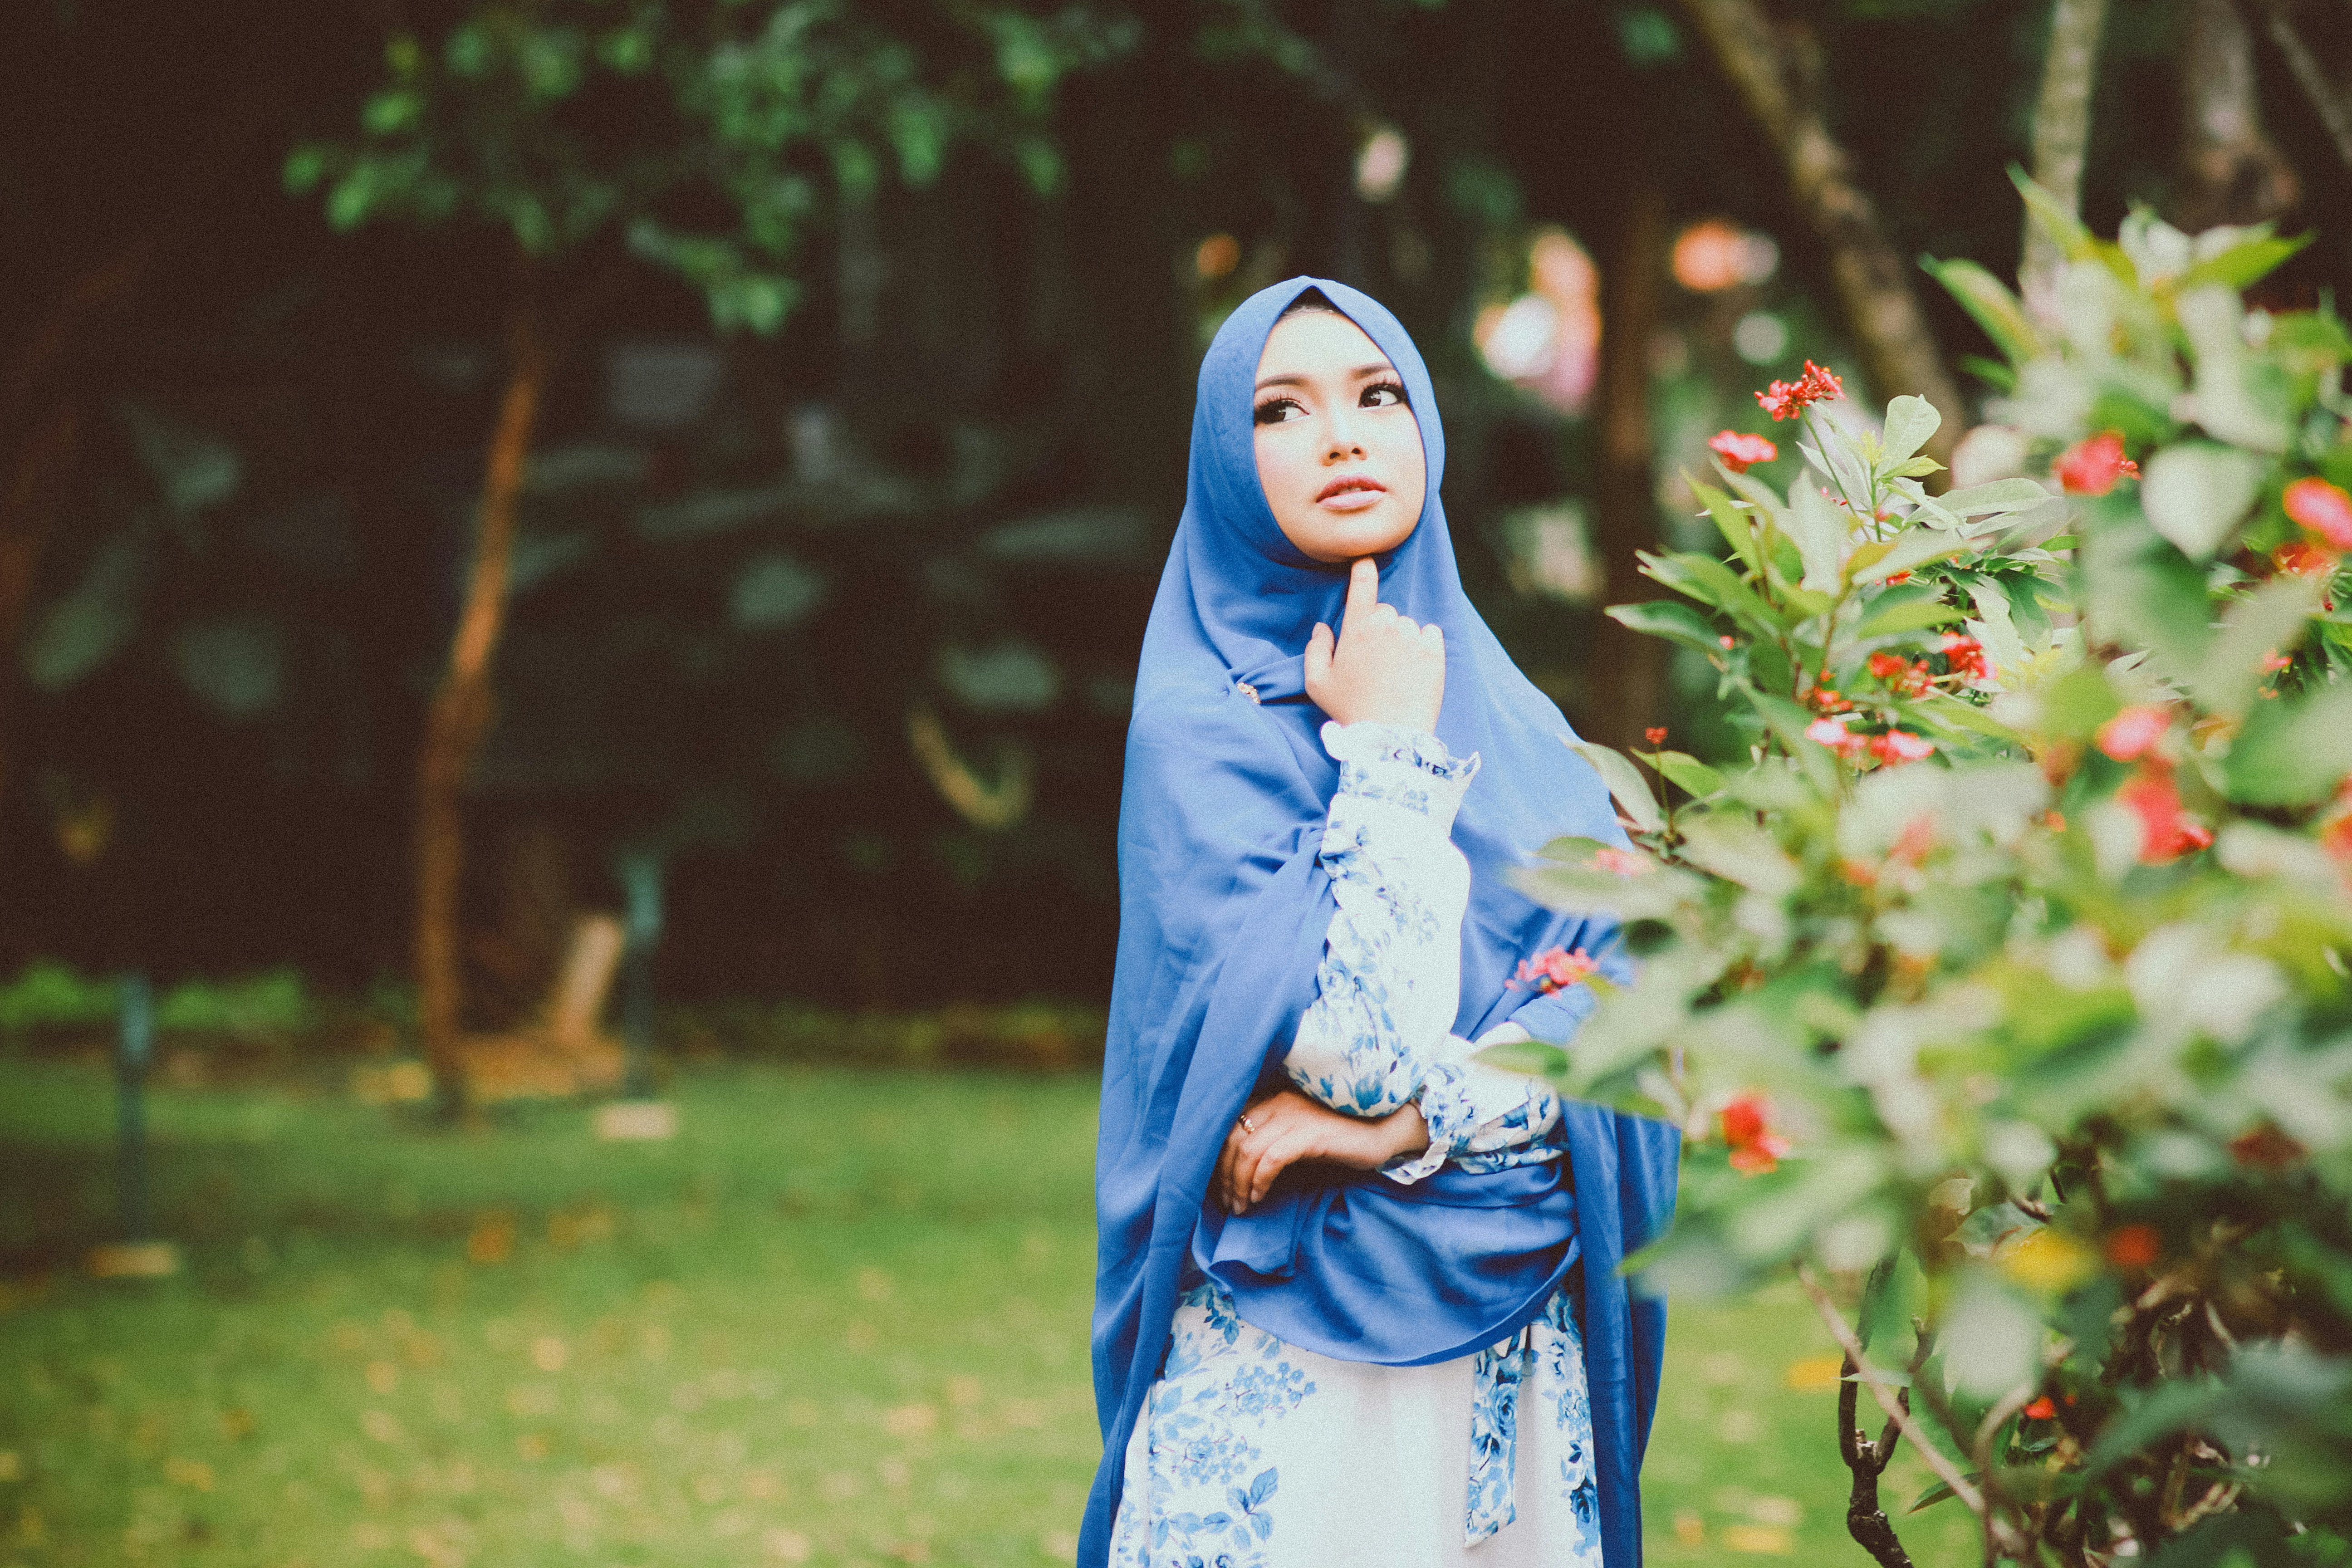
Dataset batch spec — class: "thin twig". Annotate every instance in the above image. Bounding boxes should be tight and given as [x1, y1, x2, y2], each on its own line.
[1795, 1264, 1986, 1516]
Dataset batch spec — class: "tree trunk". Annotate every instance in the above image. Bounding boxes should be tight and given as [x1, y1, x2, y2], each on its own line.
[415, 303, 548, 1110]
[2257, 0, 2352, 171]
[2020, 0, 2112, 309]
[1588, 187, 1670, 752]
[1674, 0, 1966, 467]
[2175, 0, 2299, 231]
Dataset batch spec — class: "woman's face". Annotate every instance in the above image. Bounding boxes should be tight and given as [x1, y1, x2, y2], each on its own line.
[1252, 309, 1428, 564]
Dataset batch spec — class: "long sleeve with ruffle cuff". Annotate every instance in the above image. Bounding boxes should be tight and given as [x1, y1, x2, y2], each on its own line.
[1378, 1023, 1562, 1185]
[1283, 723, 1480, 1118]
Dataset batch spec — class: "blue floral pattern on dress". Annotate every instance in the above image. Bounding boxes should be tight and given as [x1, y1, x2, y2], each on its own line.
[1111, 1281, 1603, 1562]
[1109, 722, 1606, 1564]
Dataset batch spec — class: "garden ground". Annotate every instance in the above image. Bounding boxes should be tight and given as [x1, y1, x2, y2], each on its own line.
[0, 1058, 1978, 1566]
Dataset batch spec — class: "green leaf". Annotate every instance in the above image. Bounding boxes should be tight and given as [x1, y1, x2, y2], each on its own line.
[1475, 1037, 1569, 1078]
[2191, 574, 2323, 719]
[2141, 441, 2267, 559]
[1640, 551, 1783, 637]
[1934, 478, 2053, 519]
[1851, 525, 1970, 585]
[1783, 480, 1847, 593]
[1567, 739, 1663, 833]
[2224, 685, 2352, 804]
[1908, 1479, 1961, 1514]
[1652, 751, 1724, 797]
[2010, 165, 2095, 262]
[2082, 529, 2212, 681]
[1606, 599, 1725, 657]
[2175, 229, 2311, 294]
[1857, 593, 1964, 638]
[1688, 477, 1765, 580]
[1925, 254, 2045, 364]
[1879, 395, 1941, 468]
[283, 144, 329, 195]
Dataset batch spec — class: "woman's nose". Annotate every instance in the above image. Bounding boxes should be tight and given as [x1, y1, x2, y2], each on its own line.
[1319, 409, 1366, 459]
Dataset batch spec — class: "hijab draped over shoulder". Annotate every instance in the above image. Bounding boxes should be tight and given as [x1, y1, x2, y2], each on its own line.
[1083, 278, 1679, 1568]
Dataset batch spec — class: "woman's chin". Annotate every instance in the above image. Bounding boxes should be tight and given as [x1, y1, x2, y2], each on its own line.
[1287, 510, 1419, 564]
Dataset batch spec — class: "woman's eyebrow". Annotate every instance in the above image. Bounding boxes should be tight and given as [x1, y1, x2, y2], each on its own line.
[1253, 362, 1397, 392]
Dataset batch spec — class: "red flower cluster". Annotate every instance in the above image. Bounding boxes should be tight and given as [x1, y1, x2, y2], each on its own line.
[1805, 715, 1931, 767]
[1707, 430, 1779, 473]
[2229, 1122, 2308, 1170]
[1755, 361, 1844, 421]
[2285, 476, 2352, 551]
[1805, 683, 1855, 715]
[1591, 847, 1653, 877]
[1870, 730, 1934, 765]
[2116, 767, 2213, 863]
[1867, 651, 1931, 697]
[2103, 1224, 2161, 1269]
[1940, 633, 1990, 682]
[1511, 946, 1599, 995]
[2096, 704, 2169, 762]
[2054, 431, 2140, 496]
[1720, 1094, 1790, 1175]
[2022, 1396, 2059, 1421]
[1644, 726, 1669, 746]
[2275, 539, 2338, 577]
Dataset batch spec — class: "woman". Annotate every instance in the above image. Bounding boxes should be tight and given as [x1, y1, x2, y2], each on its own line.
[1083, 276, 1680, 1568]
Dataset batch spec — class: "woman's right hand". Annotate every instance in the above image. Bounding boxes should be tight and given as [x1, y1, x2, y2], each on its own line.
[1303, 558, 1444, 735]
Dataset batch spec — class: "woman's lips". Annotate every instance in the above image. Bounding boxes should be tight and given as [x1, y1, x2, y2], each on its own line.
[1315, 477, 1386, 511]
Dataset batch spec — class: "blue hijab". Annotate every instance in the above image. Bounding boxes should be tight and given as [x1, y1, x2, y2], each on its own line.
[1083, 278, 1680, 1568]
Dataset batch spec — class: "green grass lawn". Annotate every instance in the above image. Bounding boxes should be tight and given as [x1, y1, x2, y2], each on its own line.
[0, 1058, 1977, 1566]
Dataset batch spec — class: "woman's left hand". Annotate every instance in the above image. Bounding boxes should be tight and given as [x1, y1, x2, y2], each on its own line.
[1208, 1089, 1430, 1215]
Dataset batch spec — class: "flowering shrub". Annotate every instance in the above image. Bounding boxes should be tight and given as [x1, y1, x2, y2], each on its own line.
[1496, 197, 2352, 1564]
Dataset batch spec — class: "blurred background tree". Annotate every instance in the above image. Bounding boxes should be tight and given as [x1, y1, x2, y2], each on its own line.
[282, 0, 1130, 1106]
[6, 0, 2352, 1032]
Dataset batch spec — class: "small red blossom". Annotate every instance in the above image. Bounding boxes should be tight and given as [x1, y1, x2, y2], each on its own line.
[2096, 704, 2170, 762]
[1511, 946, 1599, 995]
[1883, 570, 1913, 585]
[2229, 1122, 2308, 1170]
[2104, 1225, 2162, 1269]
[1890, 813, 1937, 865]
[1720, 1093, 1791, 1175]
[2116, 767, 2213, 863]
[1870, 730, 1934, 766]
[1940, 633, 1991, 682]
[1805, 684, 1855, 715]
[2322, 811, 2352, 867]
[1592, 847, 1653, 877]
[1708, 430, 1779, 473]
[1867, 651, 1931, 696]
[1755, 360, 1845, 421]
[1644, 727, 1669, 746]
[2022, 1396, 2058, 1421]
[2284, 476, 2352, 551]
[2055, 431, 2139, 496]
[1718, 634, 1737, 649]
[1806, 715, 1867, 756]
[2274, 539, 2340, 577]
[2261, 651, 2293, 674]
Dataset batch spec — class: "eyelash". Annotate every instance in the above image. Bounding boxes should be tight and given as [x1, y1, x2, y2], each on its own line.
[1253, 379, 1411, 426]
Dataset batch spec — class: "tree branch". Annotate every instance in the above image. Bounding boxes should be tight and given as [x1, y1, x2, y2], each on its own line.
[1796, 1264, 1986, 1517]
[2258, 0, 2352, 169]
[2020, 0, 2112, 308]
[1674, 0, 1966, 466]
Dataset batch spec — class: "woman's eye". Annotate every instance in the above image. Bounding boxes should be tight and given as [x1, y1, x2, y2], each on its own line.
[1254, 397, 1304, 425]
[1362, 381, 1407, 408]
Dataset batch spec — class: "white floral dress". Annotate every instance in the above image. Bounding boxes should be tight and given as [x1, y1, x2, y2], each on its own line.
[1108, 723, 1606, 1568]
